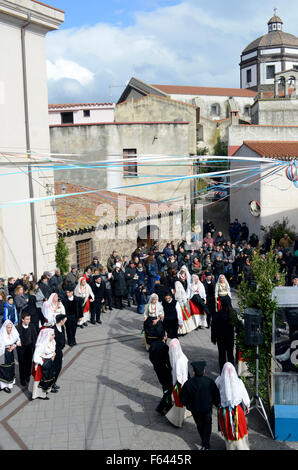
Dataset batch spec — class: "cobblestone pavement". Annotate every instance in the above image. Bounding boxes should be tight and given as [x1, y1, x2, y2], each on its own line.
[0, 293, 297, 450]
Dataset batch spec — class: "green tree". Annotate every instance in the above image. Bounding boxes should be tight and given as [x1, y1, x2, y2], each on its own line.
[263, 217, 296, 245]
[55, 236, 69, 276]
[235, 244, 285, 407]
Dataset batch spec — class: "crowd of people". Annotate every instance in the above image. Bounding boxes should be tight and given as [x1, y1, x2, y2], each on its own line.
[0, 217, 297, 449]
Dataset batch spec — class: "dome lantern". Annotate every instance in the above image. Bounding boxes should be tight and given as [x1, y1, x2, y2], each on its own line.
[268, 9, 283, 32]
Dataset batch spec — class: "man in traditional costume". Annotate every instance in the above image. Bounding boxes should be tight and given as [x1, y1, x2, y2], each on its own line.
[52, 314, 67, 393]
[211, 295, 235, 373]
[16, 313, 37, 387]
[162, 292, 183, 339]
[149, 327, 173, 416]
[180, 361, 220, 450]
[61, 286, 83, 346]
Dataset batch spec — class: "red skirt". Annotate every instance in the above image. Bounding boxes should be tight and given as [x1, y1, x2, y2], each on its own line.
[189, 300, 205, 317]
[218, 405, 248, 441]
[32, 363, 42, 382]
[172, 383, 183, 408]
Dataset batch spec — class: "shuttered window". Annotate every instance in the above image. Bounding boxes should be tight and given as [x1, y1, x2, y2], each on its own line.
[76, 239, 92, 270]
[123, 149, 137, 177]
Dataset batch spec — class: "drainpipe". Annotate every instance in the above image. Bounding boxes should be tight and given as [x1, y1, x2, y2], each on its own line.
[21, 13, 38, 278]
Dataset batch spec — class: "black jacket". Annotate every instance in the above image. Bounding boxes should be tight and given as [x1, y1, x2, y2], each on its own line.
[149, 340, 172, 389]
[180, 375, 220, 413]
[125, 266, 137, 287]
[112, 269, 127, 296]
[16, 323, 38, 347]
[61, 295, 84, 320]
[90, 279, 106, 300]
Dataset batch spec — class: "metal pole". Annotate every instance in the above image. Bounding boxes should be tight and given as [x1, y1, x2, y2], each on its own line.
[255, 345, 259, 397]
[21, 14, 38, 277]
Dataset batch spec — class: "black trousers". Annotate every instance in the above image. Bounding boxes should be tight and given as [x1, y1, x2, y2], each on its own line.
[163, 319, 178, 339]
[65, 316, 77, 345]
[206, 297, 215, 328]
[105, 290, 112, 309]
[17, 344, 33, 382]
[53, 349, 63, 384]
[192, 410, 212, 448]
[115, 295, 123, 309]
[91, 299, 103, 322]
[217, 336, 234, 372]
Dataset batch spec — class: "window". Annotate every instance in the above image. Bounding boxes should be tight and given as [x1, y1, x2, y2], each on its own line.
[61, 112, 74, 124]
[76, 239, 92, 269]
[123, 149, 137, 177]
[246, 69, 252, 83]
[244, 106, 251, 117]
[266, 65, 275, 79]
[293, 65, 298, 70]
[84, 110, 90, 117]
[211, 103, 220, 116]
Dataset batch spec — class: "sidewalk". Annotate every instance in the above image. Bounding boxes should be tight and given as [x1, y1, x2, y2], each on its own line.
[0, 302, 297, 450]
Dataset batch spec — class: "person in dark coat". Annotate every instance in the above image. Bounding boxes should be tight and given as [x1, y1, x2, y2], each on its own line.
[61, 286, 83, 346]
[162, 292, 183, 339]
[52, 314, 67, 392]
[22, 283, 43, 332]
[38, 275, 53, 300]
[180, 361, 220, 450]
[112, 263, 127, 310]
[49, 269, 63, 294]
[90, 275, 106, 323]
[149, 328, 173, 415]
[211, 295, 235, 372]
[203, 273, 216, 328]
[125, 260, 137, 307]
[16, 313, 38, 386]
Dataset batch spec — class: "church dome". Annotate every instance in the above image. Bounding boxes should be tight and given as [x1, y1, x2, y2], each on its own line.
[243, 31, 298, 54]
[242, 12, 298, 54]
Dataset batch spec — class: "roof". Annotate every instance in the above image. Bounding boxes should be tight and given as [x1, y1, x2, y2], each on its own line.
[49, 103, 114, 110]
[242, 141, 298, 160]
[243, 31, 298, 54]
[152, 84, 257, 98]
[268, 14, 283, 25]
[31, 0, 65, 13]
[55, 182, 180, 235]
[50, 121, 189, 128]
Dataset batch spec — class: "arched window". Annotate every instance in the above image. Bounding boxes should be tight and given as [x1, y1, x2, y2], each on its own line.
[288, 76, 296, 97]
[278, 76, 285, 97]
[211, 103, 220, 116]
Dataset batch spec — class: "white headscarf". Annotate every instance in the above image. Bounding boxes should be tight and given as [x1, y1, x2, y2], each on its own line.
[175, 281, 188, 303]
[33, 328, 56, 366]
[190, 274, 206, 300]
[74, 277, 94, 303]
[0, 320, 20, 357]
[169, 338, 189, 386]
[215, 362, 250, 409]
[178, 265, 191, 286]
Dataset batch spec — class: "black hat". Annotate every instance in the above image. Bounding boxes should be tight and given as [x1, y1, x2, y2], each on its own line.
[191, 361, 206, 376]
[56, 314, 67, 324]
[205, 272, 212, 277]
[93, 274, 101, 281]
[64, 283, 76, 292]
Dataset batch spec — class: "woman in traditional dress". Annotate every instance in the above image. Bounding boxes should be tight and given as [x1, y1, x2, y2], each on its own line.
[174, 268, 195, 334]
[165, 338, 190, 427]
[143, 294, 164, 351]
[41, 293, 65, 327]
[0, 320, 21, 393]
[215, 362, 250, 450]
[29, 328, 56, 400]
[189, 274, 208, 329]
[74, 277, 94, 328]
[215, 274, 232, 312]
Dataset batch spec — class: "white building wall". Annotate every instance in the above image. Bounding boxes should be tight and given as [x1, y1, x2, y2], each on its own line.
[49, 105, 115, 125]
[260, 61, 282, 85]
[241, 64, 258, 88]
[0, 0, 64, 278]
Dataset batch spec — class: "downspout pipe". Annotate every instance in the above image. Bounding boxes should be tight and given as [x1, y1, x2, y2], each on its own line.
[21, 13, 38, 278]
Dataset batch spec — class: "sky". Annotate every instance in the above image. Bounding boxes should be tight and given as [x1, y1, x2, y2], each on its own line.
[46, 0, 298, 104]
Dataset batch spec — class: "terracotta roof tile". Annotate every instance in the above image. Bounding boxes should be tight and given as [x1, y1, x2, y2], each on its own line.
[242, 141, 298, 160]
[49, 103, 114, 109]
[55, 182, 180, 234]
[152, 84, 257, 98]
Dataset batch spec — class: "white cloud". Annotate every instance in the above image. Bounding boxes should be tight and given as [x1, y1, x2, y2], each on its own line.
[47, 59, 94, 86]
[46, 0, 298, 103]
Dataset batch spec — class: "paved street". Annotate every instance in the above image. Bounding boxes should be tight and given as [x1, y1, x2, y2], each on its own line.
[0, 294, 297, 451]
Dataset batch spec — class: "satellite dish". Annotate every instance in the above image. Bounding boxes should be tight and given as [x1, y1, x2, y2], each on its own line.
[249, 200, 261, 217]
